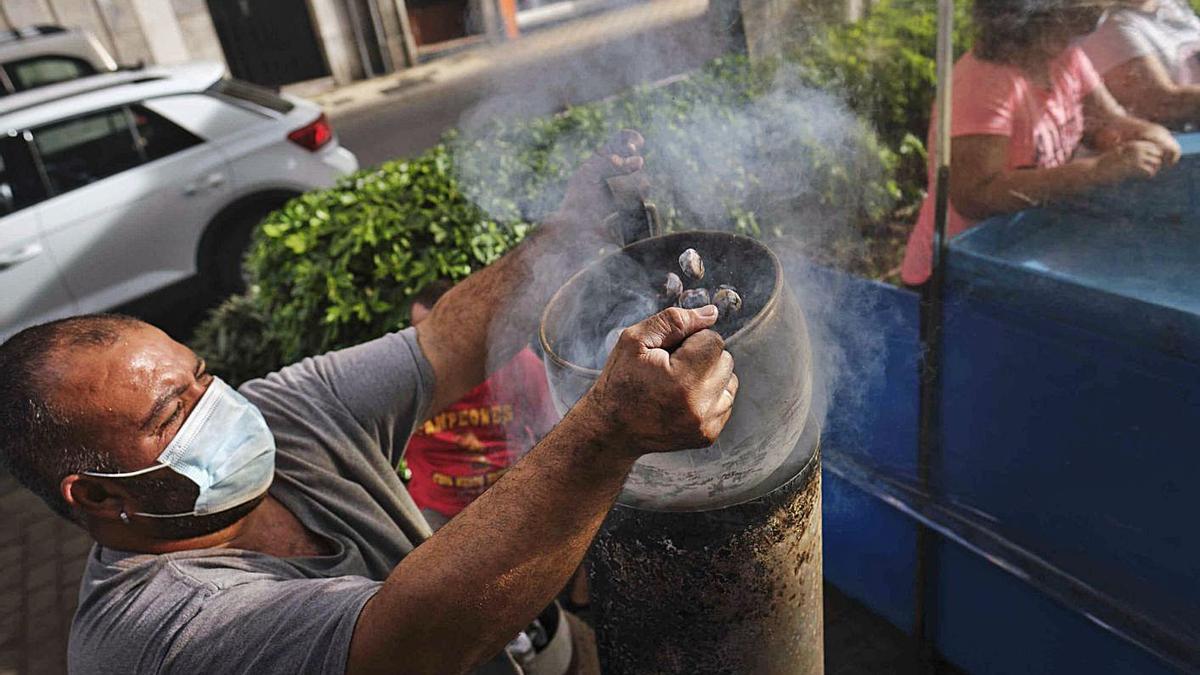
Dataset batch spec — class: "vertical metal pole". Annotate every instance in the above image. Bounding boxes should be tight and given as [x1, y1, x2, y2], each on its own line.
[364, 0, 394, 72]
[914, 0, 953, 668]
[344, 0, 377, 78]
[390, 0, 420, 67]
[388, 0, 422, 66]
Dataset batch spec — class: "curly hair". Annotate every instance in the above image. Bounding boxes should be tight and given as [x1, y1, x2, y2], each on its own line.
[974, 0, 1115, 63]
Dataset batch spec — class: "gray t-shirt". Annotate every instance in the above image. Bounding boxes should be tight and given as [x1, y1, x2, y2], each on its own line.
[68, 329, 442, 674]
[1082, 0, 1200, 84]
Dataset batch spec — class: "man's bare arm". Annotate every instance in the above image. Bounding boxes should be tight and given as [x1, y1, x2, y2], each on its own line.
[348, 306, 738, 675]
[416, 131, 646, 414]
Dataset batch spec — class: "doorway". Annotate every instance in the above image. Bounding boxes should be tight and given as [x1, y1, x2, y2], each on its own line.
[206, 0, 330, 87]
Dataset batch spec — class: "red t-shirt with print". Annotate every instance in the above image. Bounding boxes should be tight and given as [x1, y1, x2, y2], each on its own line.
[404, 347, 559, 518]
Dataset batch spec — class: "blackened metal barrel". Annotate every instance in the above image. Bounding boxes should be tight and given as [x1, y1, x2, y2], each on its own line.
[587, 423, 823, 675]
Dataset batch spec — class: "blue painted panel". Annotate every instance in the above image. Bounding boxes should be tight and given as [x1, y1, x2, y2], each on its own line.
[810, 267, 923, 633]
[823, 471, 918, 634]
[940, 166, 1200, 663]
[934, 542, 1176, 675]
[813, 267, 922, 480]
[950, 208, 1200, 364]
[937, 290, 1200, 645]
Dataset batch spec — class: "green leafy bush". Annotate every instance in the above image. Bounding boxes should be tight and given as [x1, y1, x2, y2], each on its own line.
[244, 144, 530, 367]
[189, 292, 282, 386]
[787, 0, 974, 205]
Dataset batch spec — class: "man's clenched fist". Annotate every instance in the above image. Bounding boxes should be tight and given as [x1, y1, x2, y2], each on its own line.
[581, 305, 739, 458]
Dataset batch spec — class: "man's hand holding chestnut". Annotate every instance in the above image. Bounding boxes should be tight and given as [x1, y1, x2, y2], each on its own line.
[573, 305, 739, 461]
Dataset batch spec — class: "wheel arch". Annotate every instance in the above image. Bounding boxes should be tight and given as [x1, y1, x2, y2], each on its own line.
[196, 188, 300, 278]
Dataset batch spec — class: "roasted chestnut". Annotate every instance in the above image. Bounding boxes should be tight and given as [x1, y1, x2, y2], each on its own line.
[679, 288, 710, 310]
[678, 248, 705, 281]
[713, 286, 742, 317]
[661, 272, 683, 301]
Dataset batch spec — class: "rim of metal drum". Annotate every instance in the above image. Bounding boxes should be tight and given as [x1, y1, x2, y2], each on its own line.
[613, 424, 821, 514]
[617, 419, 821, 513]
[538, 230, 787, 377]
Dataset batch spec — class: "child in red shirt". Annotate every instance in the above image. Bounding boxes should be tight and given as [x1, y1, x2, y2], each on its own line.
[403, 280, 559, 529]
[902, 0, 1181, 286]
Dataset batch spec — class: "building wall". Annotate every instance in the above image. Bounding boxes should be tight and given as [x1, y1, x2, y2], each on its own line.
[78, 0, 153, 65]
[0, 0, 224, 68]
[130, 0, 191, 64]
[0, 0, 486, 87]
[0, 0, 56, 28]
[171, 0, 225, 64]
[306, 0, 367, 84]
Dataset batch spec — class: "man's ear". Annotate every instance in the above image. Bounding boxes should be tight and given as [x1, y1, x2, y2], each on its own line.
[61, 474, 127, 521]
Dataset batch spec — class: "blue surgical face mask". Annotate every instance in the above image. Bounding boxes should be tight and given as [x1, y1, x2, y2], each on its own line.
[83, 377, 276, 518]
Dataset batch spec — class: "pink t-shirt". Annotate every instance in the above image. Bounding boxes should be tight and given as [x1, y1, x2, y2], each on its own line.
[901, 46, 1102, 285]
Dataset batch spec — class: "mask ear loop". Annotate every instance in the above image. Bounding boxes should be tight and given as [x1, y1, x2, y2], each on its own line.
[120, 511, 131, 526]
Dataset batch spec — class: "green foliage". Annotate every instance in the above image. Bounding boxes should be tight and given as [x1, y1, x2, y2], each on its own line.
[189, 293, 282, 386]
[244, 144, 529, 367]
[192, 0, 963, 382]
[452, 56, 900, 238]
[787, 0, 974, 204]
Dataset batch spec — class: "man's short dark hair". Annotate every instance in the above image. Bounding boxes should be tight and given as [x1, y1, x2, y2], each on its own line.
[0, 314, 143, 519]
[412, 278, 456, 311]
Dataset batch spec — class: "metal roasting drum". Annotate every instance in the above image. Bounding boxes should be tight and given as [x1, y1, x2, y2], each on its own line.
[539, 229, 824, 673]
[539, 230, 815, 511]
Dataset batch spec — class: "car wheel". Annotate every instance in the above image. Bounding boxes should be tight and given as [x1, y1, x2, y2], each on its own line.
[208, 208, 269, 297]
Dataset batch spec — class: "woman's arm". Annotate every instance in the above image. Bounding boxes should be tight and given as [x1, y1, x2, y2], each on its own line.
[1084, 83, 1182, 162]
[949, 134, 1165, 220]
[1103, 54, 1200, 127]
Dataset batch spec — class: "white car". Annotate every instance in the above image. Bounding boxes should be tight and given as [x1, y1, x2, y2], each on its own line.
[0, 61, 359, 339]
[0, 25, 118, 96]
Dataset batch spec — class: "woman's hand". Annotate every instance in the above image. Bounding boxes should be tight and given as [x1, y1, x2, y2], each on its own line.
[1131, 123, 1182, 165]
[1093, 118, 1181, 165]
[1091, 140, 1166, 184]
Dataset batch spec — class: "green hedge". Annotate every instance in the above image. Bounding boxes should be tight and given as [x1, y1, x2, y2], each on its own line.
[193, 0, 961, 383]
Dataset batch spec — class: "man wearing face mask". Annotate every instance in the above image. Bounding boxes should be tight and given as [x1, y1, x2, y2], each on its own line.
[0, 130, 740, 675]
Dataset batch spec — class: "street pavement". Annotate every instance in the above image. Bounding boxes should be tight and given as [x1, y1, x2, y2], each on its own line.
[0, 473, 91, 675]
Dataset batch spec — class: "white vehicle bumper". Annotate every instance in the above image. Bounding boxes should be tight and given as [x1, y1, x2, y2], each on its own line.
[322, 145, 359, 176]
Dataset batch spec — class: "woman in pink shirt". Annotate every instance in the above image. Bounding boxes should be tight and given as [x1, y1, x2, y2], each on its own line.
[901, 0, 1181, 286]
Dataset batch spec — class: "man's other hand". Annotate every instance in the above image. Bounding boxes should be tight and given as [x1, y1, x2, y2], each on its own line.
[582, 305, 738, 457]
[554, 129, 648, 233]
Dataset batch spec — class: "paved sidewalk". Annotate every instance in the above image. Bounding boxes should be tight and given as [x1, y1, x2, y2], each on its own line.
[0, 472, 92, 675]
